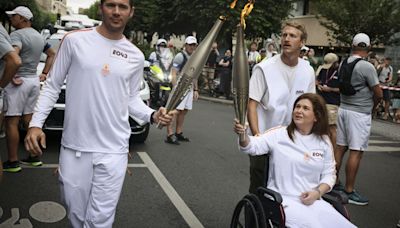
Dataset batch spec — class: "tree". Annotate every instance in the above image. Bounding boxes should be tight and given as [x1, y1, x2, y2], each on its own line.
[134, 0, 292, 38]
[0, 0, 56, 31]
[83, 0, 294, 47]
[82, 1, 101, 21]
[314, 0, 400, 46]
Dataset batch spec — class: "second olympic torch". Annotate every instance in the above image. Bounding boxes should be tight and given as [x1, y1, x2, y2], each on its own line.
[232, 25, 249, 141]
[158, 17, 226, 128]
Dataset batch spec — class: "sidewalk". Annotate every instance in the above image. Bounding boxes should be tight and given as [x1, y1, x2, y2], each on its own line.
[199, 95, 400, 141]
[199, 95, 233, 105]
[371, 119, 400, 141]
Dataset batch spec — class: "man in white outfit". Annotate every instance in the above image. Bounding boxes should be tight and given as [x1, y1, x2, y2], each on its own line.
[247, 21, 315, 194]
[24, 0, 174, 227]
[165, 36, 199, 145]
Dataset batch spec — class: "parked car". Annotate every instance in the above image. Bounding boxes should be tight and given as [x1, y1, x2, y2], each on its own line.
[38, 31, 151, 143]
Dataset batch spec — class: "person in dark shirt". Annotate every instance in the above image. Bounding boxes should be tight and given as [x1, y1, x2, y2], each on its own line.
[218, 49, 232, 99]
[316, 53, 340, 150]
[201, 41, 219, 90]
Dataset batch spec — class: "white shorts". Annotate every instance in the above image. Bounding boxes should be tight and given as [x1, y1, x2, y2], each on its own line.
[58, 146, 128, 228]
[4, 77, 40, 116]
[176, 88, 193, 110]
[283, 196, 356, 228]
[336, 108, 371, 151]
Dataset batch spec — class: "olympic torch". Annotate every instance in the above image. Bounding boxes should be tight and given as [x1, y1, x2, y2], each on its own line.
[232, 25, 249, 141]
[232, 0, 255, 140]
[158, 16, 226, 128]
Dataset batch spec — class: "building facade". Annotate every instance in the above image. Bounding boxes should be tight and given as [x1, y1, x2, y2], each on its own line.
[36, 0, 68, 16]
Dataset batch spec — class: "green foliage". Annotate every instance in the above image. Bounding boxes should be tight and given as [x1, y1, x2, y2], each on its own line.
[0, 0, 56, 30]
[82, 0, 293, 49]
[314, 0, 400, 46]
[128, 0, 293, 42]
[135, 42, 154, 58]
[82, 1, 101, 21]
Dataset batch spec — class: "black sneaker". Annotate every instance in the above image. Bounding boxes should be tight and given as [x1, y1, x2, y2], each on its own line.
[20, 156, 43, 167]
[165, 135, 180, 145]
[3, 160, 22, 173]
[175, 133, 190, 142]
[333, 183, 345, 192]
[346, 190, 369, 206]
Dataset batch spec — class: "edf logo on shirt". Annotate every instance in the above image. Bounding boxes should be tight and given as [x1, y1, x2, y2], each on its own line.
[111, 48, 128, 60]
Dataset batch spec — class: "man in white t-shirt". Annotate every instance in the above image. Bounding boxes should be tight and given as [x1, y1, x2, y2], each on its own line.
[24, 0, 174, 227]
[165, 36, 199, 145]
[247, 21, 315, 194]
[376, 57, 393, 120]
[247, 42, 260, 76]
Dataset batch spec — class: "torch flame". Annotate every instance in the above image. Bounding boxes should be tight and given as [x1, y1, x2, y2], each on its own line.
[240, 0, 255, 29]
[230, 0, 238, 9]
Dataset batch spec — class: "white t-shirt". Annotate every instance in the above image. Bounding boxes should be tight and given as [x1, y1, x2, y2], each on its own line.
[30, 28, 154, 153]
[249, 56, 316, 107]
[240, 126, 336, 197]
[247, 50, 260, 63]
[148, 48, 174, 70]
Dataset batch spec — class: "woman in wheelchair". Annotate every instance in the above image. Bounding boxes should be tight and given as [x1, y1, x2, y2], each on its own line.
[234, 93, 356, 228]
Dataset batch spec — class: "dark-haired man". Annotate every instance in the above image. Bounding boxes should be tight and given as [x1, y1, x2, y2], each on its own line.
[25, 0, 174, 226]
[3, 6, 55, 173]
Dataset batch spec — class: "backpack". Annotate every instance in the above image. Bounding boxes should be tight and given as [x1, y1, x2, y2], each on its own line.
[179, 51, 188, 71]
[338, 58, 363, 96]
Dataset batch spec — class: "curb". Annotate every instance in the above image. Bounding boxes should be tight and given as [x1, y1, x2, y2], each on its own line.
[199, 96, 233, 105]
[371, 119, 400, 141]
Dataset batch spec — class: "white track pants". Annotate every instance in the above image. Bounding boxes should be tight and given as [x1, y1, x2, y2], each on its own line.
[58, 146, 128, 228]
[283, 196, 357, 228]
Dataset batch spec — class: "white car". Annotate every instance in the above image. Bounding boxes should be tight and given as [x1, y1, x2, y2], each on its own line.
[39, 32, 152, 143]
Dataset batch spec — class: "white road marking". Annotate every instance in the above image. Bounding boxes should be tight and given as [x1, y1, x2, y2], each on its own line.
[138, 152, 204, 228]
[0, 208, 32, 227]
[18, 154, 203, 227]
[29, 201, 66, 223]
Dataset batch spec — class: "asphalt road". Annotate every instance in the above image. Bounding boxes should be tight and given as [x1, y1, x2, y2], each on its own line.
[0, 99, 399, 227]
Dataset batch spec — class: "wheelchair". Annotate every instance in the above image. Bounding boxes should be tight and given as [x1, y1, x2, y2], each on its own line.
[231, 155, 350, 228]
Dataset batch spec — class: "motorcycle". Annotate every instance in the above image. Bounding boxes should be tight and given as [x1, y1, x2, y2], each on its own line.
[144, 61, 173, 109]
